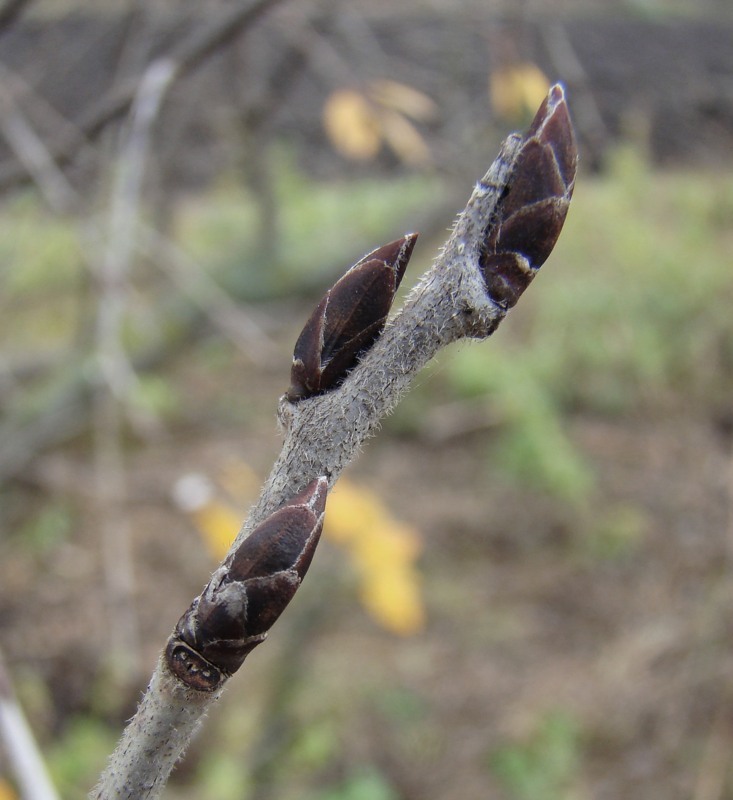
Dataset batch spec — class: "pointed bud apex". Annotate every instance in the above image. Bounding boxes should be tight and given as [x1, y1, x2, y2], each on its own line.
[165, 477, 328, 691]
[287, 234, 417, 401]
[480, 84, 577, 309]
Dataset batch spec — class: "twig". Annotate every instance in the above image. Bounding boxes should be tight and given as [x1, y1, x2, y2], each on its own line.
[0, 48, 276, 486]
[92, 59, 176, 680]
[91, 85, 578, 799]
[0, 79, 78, 212]
[96, 58, 175, 404]
[0, 646, 60, 800]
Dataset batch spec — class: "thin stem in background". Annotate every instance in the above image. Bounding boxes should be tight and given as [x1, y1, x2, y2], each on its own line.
[0, 67, 277, 485]
[0, 646, 60, 800]
[92, 59, 176, 681]
[0, 0, 291, 190]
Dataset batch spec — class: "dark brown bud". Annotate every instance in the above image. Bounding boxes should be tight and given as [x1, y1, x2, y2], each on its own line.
[166, 477, 328, 691]
[480, 84, 578, 309]
[287, 234, 417, 401]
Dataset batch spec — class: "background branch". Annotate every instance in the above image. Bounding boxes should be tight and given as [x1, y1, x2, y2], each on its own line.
[0, 646, 60, 800]
[0, 0, 289, 189]
[0, 53, 276, 485]
[92, 58, 177, 682]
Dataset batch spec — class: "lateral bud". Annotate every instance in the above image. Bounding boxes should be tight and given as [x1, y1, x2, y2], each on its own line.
[479, 83, 578, 309]
[287, 233, 418, 401]
[165, 477, 328, 692]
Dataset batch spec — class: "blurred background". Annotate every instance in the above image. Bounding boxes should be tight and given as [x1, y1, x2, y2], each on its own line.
[1, 0, 733, 798]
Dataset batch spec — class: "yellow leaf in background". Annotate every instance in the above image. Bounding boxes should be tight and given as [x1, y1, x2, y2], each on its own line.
[359, 564, 425, 636]
[351, 522, 421, 572]
[323, 81, 435, 165]
[368, 79, 438, 122]
[323, 480, 386, 543]
[323, 89, 382, 160]
[379, 109, 432, 167]
[325, 479, 425, 635]
[489, 63, 550, 122]
[172, 473, 240, 560]
[0, 779, 17, 800]
[191, 502, 240, 560]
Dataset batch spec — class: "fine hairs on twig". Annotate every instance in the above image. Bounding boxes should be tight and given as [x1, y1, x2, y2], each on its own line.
[91, 84, 578, 799]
